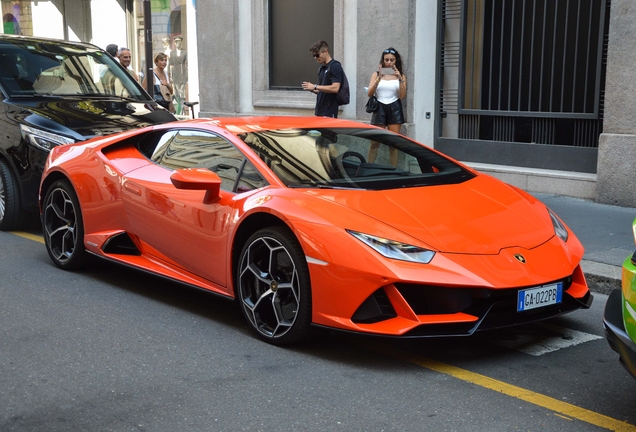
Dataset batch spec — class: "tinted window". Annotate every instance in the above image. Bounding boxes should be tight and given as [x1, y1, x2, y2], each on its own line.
[0, 40, 144, 99]
[239, 128, 474, 190]
[149, 130, 267, 193]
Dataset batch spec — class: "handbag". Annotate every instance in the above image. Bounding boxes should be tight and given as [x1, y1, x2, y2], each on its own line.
[153, 73, 175, 112]
[365, 95, 379, 113]
[153, 84, 172, 109]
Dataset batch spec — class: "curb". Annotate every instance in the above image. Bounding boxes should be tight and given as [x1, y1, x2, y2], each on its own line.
[581, 260, 622, 295]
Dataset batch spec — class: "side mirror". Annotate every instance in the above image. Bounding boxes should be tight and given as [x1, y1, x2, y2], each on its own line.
[170, 168, 221, 204]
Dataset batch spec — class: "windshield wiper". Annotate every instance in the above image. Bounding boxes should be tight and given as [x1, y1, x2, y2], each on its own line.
[288, 182, 361, 190]
[79, 93, 139, 102]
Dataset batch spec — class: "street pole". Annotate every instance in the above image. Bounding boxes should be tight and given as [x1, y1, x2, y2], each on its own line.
[143, 0, 154, 97]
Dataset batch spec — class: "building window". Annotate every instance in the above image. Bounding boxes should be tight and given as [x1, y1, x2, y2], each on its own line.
[461, 0, 607, 118]
[269, 0, 333, 89]
[251, 0, 342, 109]
[134, 0, 196, 118]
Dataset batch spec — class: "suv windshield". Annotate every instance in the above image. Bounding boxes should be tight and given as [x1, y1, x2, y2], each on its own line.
[0, 39, 145, 100]
[239, 128, 475, 190]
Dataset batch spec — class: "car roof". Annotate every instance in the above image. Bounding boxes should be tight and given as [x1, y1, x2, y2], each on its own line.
[174, 116, 376, 135]
[0, 34, 99, 51]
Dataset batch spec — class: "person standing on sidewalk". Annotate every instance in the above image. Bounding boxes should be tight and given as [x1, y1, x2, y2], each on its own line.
[367, 47, 406, 166]
[302, 40, 343, 118]
[118, 47, 139, 82]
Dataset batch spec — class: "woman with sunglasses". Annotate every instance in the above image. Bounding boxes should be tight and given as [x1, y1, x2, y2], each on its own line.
[367, 47, 406, 166]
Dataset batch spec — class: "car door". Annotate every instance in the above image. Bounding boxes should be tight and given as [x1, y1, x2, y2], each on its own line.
[121, 128, 266, 291]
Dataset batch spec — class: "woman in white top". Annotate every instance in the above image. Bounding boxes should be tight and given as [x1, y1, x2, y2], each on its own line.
[142, 52, 174, 113]
[367, 47, 406, 166]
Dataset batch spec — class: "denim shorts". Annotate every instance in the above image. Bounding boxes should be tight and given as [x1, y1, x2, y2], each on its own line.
[371, 99, 405, 125]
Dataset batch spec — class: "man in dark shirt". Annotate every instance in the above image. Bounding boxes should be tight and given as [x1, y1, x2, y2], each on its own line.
[302, 40, 343, 118]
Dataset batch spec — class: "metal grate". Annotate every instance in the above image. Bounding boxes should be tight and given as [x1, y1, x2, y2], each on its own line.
[459, 115, 480, 139]
[461, 0, 607, 118]
[440, 0, 610, 160]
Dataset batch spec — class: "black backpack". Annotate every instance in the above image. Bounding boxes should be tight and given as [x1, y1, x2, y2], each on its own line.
[327, 61, 350, 106]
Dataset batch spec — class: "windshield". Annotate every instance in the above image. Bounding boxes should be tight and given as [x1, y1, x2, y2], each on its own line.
[0, 40, 146, 100]
[239, 128, 474, 190]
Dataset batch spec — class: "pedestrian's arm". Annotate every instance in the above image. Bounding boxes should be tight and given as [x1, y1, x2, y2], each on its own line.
[398, 74, 407, 99]
[302, 81, 340, 94]
[315, 82, 340, 94]
[368, 72, 380, 97]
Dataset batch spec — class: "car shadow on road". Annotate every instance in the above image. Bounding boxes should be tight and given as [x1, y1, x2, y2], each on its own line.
[44, 251, 608, 372]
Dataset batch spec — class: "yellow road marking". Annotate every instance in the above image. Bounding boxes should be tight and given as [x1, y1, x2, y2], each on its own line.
[10, 231, 45, 244]
[367, 343, 636, 432]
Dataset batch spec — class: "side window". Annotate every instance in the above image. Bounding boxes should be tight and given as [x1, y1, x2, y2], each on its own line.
[150, 129, 266, 192]
[237, 160, 268, 193]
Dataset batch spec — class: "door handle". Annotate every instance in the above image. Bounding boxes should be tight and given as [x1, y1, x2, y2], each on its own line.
[123, 181, 142, 196]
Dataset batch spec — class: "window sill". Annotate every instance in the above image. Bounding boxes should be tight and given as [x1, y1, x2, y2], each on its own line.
[253, 89, 316, 109]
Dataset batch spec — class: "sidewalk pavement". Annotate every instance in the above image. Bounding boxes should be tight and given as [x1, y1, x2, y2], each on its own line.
[533, 193, 636, 295]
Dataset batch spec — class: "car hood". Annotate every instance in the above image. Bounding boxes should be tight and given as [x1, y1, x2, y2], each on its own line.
[310, 174, 555, 254]
[7, 97, 176, 140]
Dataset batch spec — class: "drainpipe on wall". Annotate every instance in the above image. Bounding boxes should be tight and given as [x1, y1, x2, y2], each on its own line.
[143, 0, 154, 98]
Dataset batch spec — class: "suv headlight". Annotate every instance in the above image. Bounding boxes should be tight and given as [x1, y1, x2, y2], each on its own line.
[548, 208, 568, 242]
[347, 230, 436, 264]
[20, 124, 74, 152]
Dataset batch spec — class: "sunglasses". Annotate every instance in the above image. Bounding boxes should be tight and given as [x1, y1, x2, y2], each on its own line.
[313, 52, 323, 58]
[384, 48, 397, 54]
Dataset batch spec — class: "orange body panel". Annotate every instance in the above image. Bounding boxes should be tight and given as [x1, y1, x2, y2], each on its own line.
[40, 117, 592, 337]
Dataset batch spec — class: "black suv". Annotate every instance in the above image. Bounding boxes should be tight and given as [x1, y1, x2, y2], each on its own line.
[0, 35, 176, 230]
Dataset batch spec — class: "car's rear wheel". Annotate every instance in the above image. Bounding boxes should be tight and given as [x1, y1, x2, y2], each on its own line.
[237, 226, 312, 345]
[42, 180, 86, 270]
[0, 158, 22, 231]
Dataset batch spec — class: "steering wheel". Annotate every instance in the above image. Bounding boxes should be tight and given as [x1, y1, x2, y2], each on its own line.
[335, 151, 366, 179]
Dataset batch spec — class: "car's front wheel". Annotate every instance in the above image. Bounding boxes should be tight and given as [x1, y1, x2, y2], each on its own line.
[237, 226, 312, 345]
[42, 180, 86, 270]
[0, 158, 22, 231]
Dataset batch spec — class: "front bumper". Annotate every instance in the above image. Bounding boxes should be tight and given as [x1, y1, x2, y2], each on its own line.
[603, 288, 636, 379]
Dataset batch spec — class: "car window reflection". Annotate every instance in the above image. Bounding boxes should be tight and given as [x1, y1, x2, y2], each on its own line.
[148, 129, 268, 193]
[239, 128, 474, 190]
[0, 41, 143, 99]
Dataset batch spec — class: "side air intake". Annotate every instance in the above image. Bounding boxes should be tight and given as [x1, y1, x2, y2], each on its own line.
[102, 232, 141, 255]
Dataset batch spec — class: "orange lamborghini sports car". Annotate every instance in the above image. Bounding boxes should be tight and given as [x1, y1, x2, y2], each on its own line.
[39, 116, 593, 345]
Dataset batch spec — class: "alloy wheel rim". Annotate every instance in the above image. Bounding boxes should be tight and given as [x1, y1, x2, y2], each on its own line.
[44, 187, 77, 263]
[239, 236, 300, 339]
[0, 175, 5, 220]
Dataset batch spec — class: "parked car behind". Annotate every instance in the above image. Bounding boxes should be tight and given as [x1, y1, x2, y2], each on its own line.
[0, 34, 176, 230]
[604, 217, 636, 379]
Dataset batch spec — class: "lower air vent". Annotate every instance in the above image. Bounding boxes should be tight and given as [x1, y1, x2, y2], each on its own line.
[102, 232, 141, 255]
[351, 288, 397, 324]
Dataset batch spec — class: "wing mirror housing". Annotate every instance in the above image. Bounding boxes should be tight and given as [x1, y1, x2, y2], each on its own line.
[170, 168, 222, 204]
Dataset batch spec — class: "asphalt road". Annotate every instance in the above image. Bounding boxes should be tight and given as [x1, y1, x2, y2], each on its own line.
[1, 230, 635, 432]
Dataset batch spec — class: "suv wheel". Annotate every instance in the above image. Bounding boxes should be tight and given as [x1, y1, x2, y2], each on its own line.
[0, 159, 21, 231]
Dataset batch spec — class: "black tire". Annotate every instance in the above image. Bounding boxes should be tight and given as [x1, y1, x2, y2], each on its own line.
[236, 226, 312, 345]
[0, 158, 22, 231]
[42, 180, 87, 270]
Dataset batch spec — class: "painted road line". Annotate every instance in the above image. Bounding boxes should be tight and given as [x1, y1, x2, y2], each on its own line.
[492, 323, 603, 356]
[11, 231, 44, 244]
[365, 343, 636, 432]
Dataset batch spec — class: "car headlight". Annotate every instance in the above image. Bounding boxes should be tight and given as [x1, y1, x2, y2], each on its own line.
[548, 208, 568, 242]
[347, 230, 436, 264]
[20, 124, 74, 152]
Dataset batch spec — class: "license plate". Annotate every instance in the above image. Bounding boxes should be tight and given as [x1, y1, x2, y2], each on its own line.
[517, 283, 563, 312]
